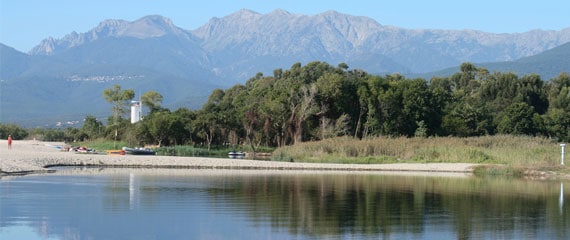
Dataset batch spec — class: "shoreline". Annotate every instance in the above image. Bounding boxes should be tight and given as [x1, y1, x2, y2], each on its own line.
[1, 140, 479, 176]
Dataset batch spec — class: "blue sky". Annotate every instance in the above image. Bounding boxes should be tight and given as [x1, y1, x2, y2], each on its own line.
[1, 0, 569, 52]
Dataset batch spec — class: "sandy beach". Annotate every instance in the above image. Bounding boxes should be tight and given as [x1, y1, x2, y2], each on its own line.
[0, 140, 479, 175]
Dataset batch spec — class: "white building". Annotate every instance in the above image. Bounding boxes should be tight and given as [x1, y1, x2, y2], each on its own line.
[130, 101, 142, 123]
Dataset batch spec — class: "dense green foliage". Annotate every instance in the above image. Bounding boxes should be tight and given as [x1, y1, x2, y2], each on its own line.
[0, 124, 28, 140]
[2, 61, 569, 148]
[171, 61, 567, 147]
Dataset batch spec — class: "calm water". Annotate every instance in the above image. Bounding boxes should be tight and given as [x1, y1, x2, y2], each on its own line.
[1, 168, 569, 240]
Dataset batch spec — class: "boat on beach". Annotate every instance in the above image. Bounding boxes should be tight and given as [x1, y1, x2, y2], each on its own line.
[107, 149, 126, 155]
[122, 147, 156, 155]
[228, 151, 246, 158]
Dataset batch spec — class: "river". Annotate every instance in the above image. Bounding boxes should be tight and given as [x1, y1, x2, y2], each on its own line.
[1, 168, 568, 239]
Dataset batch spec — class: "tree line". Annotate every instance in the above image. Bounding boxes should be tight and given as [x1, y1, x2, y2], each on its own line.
[2, 61, 569, 148]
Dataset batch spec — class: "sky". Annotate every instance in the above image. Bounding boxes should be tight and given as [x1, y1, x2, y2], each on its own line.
[1, 0, 569, 53]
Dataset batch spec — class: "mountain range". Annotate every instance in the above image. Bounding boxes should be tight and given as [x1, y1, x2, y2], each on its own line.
[1, 9, 569, 126]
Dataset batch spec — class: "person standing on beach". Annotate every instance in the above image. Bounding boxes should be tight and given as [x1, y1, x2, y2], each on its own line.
[7, 134, 12, 149]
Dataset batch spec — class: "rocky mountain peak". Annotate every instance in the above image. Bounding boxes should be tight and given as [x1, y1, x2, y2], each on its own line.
[231, 9, 262, 18]
[193, 9, 264, 43]
[30, 15, 190, 55]
[91, 15, 182, 39]
[30, 37, 57, 55]
[319, 10, 344, 18]
[268, 8, 293, 16]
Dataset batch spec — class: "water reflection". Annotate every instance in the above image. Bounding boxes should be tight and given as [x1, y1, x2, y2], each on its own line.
[1, 168, 569, 239]
[561, 183, 565, 215]
[129, 173, 136, 210]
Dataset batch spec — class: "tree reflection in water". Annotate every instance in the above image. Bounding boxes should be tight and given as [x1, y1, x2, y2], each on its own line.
[1, 169, 569, 239]
[194, 172, 569, 239]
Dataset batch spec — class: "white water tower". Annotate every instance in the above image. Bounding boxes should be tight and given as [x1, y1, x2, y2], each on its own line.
[130, 100, 142, 123]
[561, 144, 566, 166]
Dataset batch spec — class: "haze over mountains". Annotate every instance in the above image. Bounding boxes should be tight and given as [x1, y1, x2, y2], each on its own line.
[1, 9, 569, 126]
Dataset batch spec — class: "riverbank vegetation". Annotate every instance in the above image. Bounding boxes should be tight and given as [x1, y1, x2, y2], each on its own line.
[272, 135, 568, 178]
[272, 135, 556, 164]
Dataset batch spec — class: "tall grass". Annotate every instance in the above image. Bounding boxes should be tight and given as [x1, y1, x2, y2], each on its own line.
[71, 139, 129, 151]
[155, 146, 223, 157]
[155, 145, 275, 157]
[272, 135, 562, 169]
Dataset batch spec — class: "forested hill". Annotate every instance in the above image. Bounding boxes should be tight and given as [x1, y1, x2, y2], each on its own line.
[421, 42, 570, 80]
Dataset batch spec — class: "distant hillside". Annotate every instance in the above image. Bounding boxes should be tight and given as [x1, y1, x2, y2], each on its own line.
[1, 10, 570, 126]
[420, 42, 570, 80]
[0, 44, 33, 78]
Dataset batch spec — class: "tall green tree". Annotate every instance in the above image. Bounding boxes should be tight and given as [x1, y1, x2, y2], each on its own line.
[401, 79, 432, 136]
[547, 72, 570, 111]
[516, 74, 548, 114]
[428, 77, 454, 135]
[193, 111, 220, 152]
[479, 72, 520, 113]
[143, 110, 184, 147]
[103, 84, 135, 124]
[361, 75, 388, 137]
[544, 72, 570, 141]
[496, 102, 539, 135]
[141, 91, 164, 113]
[290, 84, 319, 144]
[81, 115, 104, 140]
[442, 103, 492, 137]
[172, 108, 197, 144]
[544, 108, 570, 141]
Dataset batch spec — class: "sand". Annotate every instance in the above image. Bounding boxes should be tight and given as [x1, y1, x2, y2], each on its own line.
[0, 140, 479, 176]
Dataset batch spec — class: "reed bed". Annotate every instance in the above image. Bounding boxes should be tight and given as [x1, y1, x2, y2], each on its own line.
[155, 145, 213, 156]
[272, 135, 563, 171]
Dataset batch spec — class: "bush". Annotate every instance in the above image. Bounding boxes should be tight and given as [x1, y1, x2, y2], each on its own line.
[0, 123, 28, 140]
[155, 146, 210, 156]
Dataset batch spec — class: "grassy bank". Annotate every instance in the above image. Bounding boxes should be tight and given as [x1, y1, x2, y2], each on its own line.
[69, 139, 129, 151]
[72, 136, 568, 178]
[71, 139, 274, 158]
[272, 135, 568, 177]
